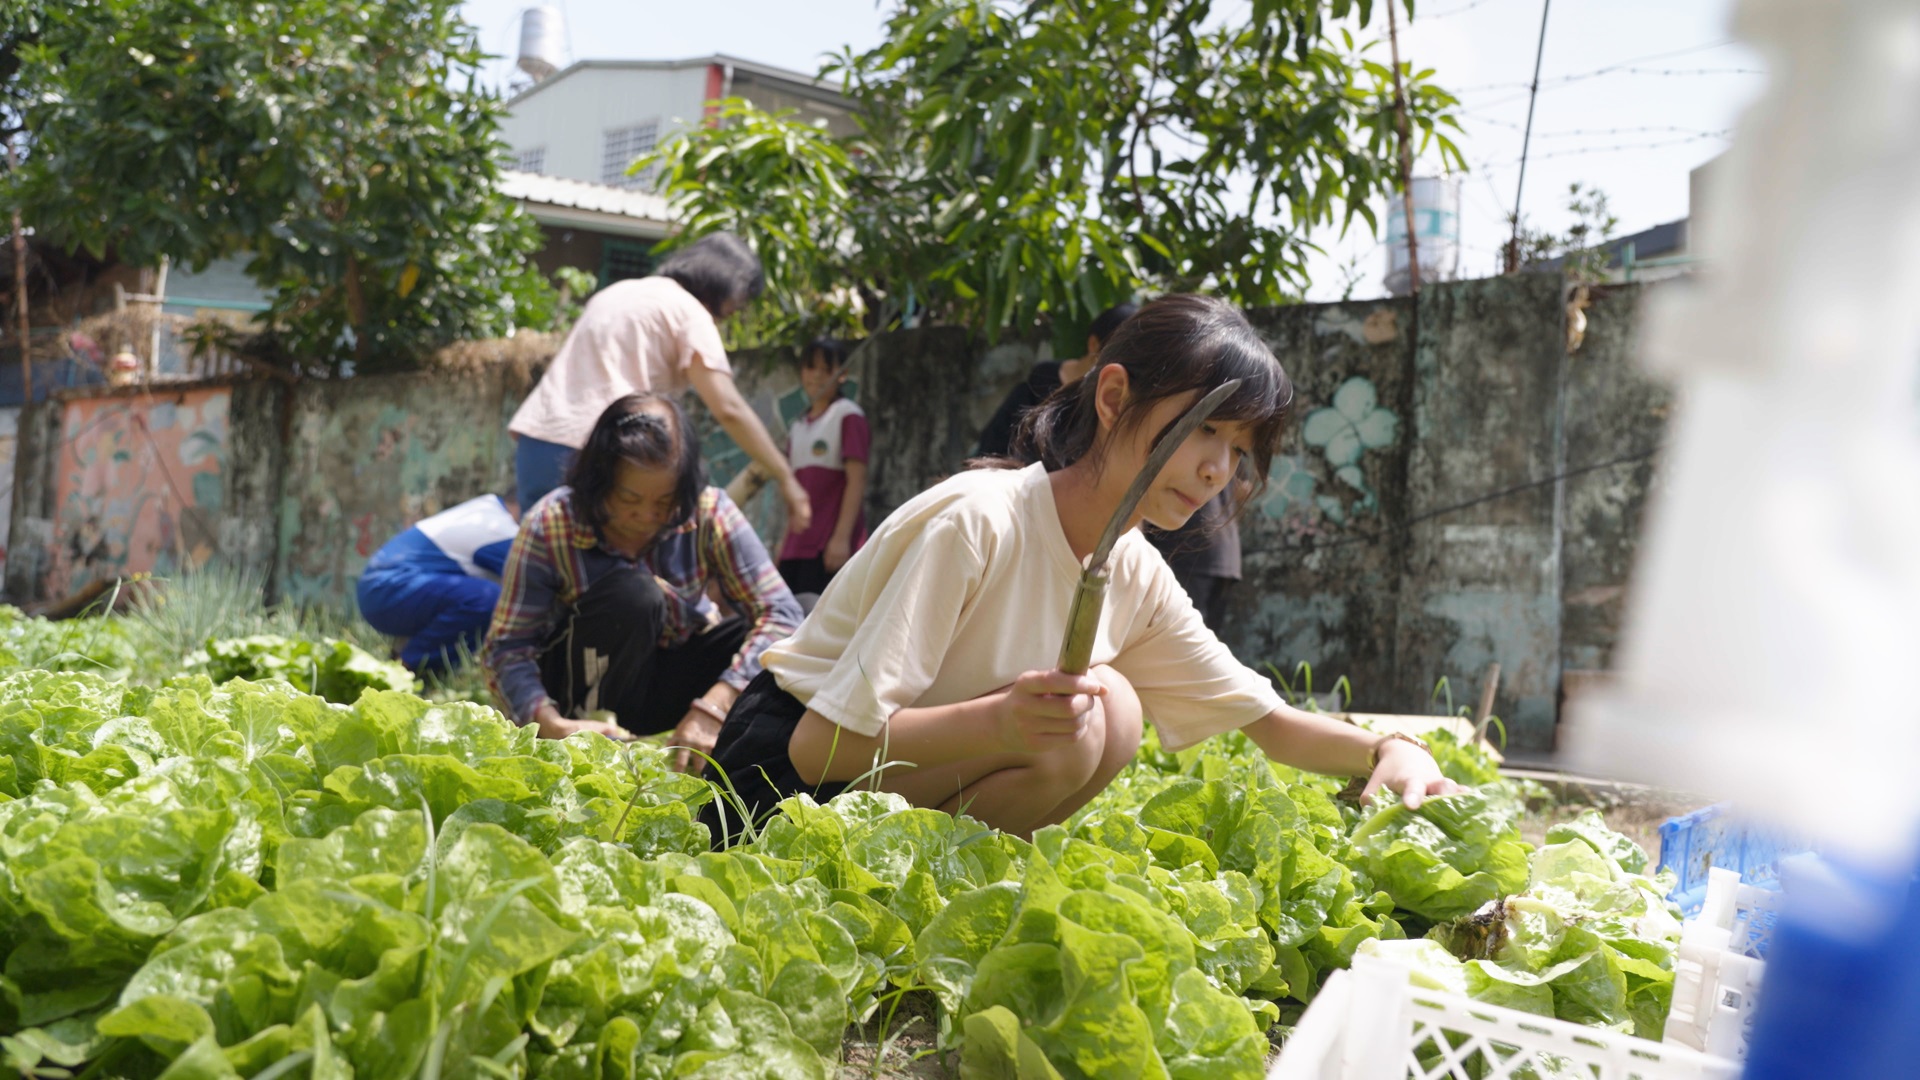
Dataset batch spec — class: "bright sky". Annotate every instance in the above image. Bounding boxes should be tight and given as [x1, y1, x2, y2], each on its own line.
[460, 0, 1764, 303]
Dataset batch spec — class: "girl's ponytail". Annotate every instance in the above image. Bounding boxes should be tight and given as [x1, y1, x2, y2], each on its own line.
[1011, 372, 1098, 472]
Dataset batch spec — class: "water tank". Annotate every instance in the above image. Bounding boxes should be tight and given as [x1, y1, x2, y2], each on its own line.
[1384, 176, 1462, 296]
[517, 4, 565, 83]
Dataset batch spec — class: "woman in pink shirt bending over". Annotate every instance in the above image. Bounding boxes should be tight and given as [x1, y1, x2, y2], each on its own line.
[508, 232, 811, 535]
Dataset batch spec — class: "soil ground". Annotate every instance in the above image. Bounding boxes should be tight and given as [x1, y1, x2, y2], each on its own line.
[837, 991, 954, 1079]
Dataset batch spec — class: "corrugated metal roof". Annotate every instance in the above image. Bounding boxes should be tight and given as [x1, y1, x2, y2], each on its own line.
[500, 170, 671, 223]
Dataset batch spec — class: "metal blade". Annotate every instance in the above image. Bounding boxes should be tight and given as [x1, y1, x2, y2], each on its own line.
[1084, 378, 1243, 573]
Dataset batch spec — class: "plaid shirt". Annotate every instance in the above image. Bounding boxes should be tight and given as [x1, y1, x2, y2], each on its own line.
[484, 485, 802, 725]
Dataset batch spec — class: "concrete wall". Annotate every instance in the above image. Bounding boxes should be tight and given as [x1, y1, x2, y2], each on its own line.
[1217, 276, 1662, 750]
[1228, 299, 1418, 721]
[0, 406, 17, 582]
[5, 276, 1662, 748]
[1557, 286, 1669, 675]
[274, 373, 522, 609]
[1395, 276, 1569, 746]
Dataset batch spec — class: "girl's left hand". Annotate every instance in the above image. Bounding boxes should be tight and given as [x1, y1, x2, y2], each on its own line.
[1359, 738, 1465, 810]
[669, 709, 724, 773]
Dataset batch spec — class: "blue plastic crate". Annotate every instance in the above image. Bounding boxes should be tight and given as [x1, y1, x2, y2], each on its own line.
[1657, 803, 1812, 917]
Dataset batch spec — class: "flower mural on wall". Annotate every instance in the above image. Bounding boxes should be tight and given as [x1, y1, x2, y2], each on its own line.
[1300, 376, 1399, 519]
[1260, 454, 1320, 519]
[1258, 453, 1339, 543]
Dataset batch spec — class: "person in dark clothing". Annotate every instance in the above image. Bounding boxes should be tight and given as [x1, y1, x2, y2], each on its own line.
[1145, 489, 1242, 632]
[973, 302, 1138, 458]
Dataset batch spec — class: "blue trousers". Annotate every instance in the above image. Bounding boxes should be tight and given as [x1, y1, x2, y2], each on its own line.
[516, 434, 576, 512]
[357, 568, 500, 673]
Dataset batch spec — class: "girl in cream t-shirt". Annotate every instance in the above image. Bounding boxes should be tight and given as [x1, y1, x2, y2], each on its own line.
[700, 294, 1460, 844]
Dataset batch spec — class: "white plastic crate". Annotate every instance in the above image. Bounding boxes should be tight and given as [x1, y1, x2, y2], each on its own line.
[1663, 867, 1773, 1061]
[1269, 956, 1739, 1080]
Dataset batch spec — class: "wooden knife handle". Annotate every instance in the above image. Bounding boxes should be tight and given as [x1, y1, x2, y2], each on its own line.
[1056, 571, 1109, 676]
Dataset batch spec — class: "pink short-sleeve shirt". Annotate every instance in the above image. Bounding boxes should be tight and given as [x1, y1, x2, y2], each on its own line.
[509, 276, 731, 449]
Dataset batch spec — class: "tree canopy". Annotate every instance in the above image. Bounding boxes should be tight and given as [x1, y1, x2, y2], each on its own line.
[647, 0, 1463, 346]
[4, 0, 553, 370]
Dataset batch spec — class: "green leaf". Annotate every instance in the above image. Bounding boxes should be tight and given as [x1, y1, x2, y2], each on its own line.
[959, 1005, 1066, 1080]
[1348, 790, 1532, 921]
[1545, 810, 1650, 875]
[277, 807, 429, 884]
[98, 994, 216, 1057]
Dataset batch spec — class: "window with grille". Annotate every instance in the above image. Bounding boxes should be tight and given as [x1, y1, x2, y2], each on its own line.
[512, 146, 546, 174]
[601, 122, 659, 189]
[600, 239, 655, 286]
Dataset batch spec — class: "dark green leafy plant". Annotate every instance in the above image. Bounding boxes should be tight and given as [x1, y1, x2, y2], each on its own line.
[0, 657, 1668, 1077]
[7, 0, 552, 371]
[646, 0, 1463, 345]
[1348, 789, 1533, 923]
[1512, 181, 1621, 284]
[183, 634, 417, 704]
[1372, 810, 1683, 1039]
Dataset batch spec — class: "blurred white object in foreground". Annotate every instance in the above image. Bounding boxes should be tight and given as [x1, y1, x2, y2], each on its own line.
[1267, 956, 1737, 1080]
[1567, 0, 1920, 870]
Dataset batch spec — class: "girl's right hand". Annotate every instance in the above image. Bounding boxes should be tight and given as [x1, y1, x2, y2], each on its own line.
[533, 704, 628, 741]
[994, 670, 1106, 753]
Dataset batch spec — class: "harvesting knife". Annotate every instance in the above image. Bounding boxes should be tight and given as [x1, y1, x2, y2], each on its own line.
[1056, 378, 1243, 675]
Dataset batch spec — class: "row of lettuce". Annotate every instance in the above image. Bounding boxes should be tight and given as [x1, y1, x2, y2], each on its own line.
[0, 617, 1685, 1079]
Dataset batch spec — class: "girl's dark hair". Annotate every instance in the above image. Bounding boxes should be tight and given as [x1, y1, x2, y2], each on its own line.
[1012, 294, 1294, 511]
[655, 232, 766, 317]
[565, 393, 705, 535]
[797, 336, 850, 369]
[1088, 302, 1139, 348]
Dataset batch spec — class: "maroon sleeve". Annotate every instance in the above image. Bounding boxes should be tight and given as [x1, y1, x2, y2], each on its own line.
[841, 412, 871, 463]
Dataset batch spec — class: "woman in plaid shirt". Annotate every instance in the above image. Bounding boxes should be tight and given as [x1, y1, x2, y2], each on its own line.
[484, 393, 803, 768]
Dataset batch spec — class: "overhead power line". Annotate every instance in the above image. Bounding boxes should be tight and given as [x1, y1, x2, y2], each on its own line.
[1454, 37, 1740, 94]
[1416, 0, 1504, 20]
[1462, 114, 1729, 141]
[1534, 124, 1732, 139]
[1456, 66, 1762, 95]
[1484, 131, 1732, 168]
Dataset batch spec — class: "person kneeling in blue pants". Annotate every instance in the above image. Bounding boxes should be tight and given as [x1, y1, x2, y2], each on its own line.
[357, 495, 519, 673]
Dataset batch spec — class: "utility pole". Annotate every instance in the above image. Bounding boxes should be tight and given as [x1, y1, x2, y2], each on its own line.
[1507, 0, 1553, 273]
[6, 138, 28, 403]
[1386, 0, 1421, 294]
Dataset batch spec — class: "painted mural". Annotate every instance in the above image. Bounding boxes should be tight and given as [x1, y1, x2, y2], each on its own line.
[275, 379, 513, 608]
[49, 388, 230, 597]
[1257, 375, 1400, 540]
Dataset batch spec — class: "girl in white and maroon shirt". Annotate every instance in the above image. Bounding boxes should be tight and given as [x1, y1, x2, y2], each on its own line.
[776, 337, 870, 601]
[703, 294, 1460, 845]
